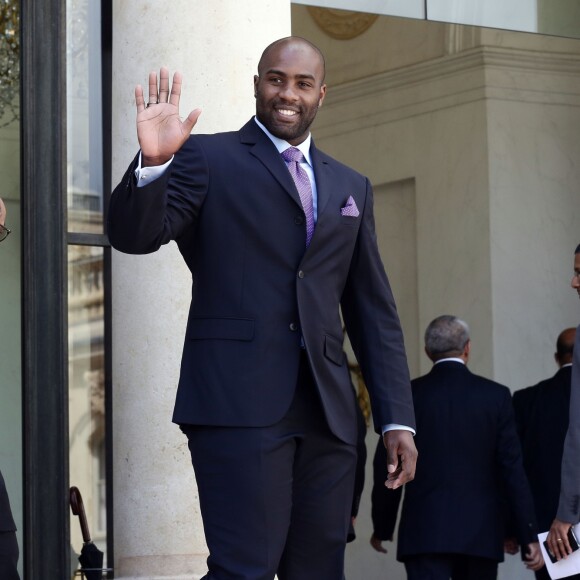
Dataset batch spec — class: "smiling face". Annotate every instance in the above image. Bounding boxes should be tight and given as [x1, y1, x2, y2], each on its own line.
[254, 38, 326, 146]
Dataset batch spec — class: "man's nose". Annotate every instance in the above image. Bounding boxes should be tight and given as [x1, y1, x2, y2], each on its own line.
[279, 84, 298, 101]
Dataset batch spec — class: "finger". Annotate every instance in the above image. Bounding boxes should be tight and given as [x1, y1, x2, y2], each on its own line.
[548, 537, 560, 560]
[525, 550, 543, 571]
[549, 530, 568, 560]
[370, 536, 387, 553]
[384, 437, 403, 488]
[554, 524, 572, 559]
[135, 85, 145, 113]
[385, 465, 406, 489]
[148, 71, 158, 104]
[385, 438, 399, 475]
[387, 450, 416, 488]
[158, 67, 170, 103]
[169, 71, 183, 107]
[561, 535, 573, 557]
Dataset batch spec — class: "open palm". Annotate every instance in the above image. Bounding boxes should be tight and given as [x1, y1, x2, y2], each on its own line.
[135, 68, 201, 166]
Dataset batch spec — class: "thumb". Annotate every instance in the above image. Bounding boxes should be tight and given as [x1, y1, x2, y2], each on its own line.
[183, 108, 202, 134]
[385, 440, 399, 473]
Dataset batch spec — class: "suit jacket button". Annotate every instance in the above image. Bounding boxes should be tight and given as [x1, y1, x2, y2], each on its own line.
[298, 270, 305, 279]
[294, 216, 304, 225]
[289, 322, 298, 331]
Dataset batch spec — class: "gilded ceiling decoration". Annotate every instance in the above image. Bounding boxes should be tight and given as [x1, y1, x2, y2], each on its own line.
[307, 7, 379, 40]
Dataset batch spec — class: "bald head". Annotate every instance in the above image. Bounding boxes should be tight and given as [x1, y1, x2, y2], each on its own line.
[555, 327, 576, 366]
[258, 36, 326, 83]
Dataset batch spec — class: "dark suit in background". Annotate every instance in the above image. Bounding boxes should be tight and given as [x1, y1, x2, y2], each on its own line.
[0, 470, 19, 580]
[513, 327, 577, 580]
[546, 247, 580, 558]
[557, 326, 580, 524]
[371, 315, 541, 580]
[108, 37, 416, 579]
[516, 366, 572, 528]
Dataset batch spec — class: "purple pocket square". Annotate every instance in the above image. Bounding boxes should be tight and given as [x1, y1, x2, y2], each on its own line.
[340, 196, 359, 217]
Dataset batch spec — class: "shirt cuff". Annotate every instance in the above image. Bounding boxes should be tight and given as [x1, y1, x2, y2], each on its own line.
[382, 424, 416, 436]
[134, 152, 174, 187]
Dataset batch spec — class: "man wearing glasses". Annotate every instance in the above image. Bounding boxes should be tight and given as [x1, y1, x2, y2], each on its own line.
[0, 197, 11, 243]
[0, 197, 20, 579]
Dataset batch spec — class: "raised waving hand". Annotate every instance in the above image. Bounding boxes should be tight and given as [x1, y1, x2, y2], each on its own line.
[135, 67, 201, 167]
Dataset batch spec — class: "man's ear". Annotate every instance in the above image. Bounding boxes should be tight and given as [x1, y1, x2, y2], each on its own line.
[253, 75, 259, 98]
[318, 83, 327, 108]
[464, 340, 471, 357]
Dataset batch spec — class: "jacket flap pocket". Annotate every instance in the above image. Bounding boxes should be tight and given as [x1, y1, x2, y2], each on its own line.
[188, 317, 255, 341]
[324, 334, 344, 366]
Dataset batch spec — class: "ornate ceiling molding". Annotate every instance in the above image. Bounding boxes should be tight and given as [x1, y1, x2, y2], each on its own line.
[307, 7, 378, 40]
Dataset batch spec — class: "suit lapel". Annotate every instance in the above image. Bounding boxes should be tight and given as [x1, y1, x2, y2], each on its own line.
[240, 120, 302, 209]
[310, 144, 333, 220]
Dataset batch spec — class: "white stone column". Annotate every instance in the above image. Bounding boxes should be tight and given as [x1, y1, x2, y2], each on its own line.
[111, 2, 289, 578]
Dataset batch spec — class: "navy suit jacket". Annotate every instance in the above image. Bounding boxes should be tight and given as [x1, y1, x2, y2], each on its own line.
[107, 119, 415, 444]
[372, 361, 537, 561]
[513, 366, 572, 530]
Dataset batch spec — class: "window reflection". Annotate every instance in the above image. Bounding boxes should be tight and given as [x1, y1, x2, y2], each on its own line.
[68, 244, 107, 569]
[67, 0, 104, 234]
[0, 1, 22, 576]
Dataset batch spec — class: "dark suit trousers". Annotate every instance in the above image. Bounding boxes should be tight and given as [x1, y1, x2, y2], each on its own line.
[404, 554, 498, 580]
[181, 352, 357, 580]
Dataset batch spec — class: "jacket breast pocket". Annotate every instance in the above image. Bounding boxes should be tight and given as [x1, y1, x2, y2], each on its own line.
[324, 333, 345, 366]
[187, 317, 255, 341]
[339, 215, 360, 227]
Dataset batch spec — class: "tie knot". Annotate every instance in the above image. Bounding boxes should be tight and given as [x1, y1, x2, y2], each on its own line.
[281, 147, 304, 164]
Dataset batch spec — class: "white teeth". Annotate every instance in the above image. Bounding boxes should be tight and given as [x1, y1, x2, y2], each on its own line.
[278, 109, 297, 116]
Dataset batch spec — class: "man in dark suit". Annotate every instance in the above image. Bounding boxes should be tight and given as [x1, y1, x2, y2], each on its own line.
[513, 329, 575, 448]
[547, 244, 580, 561]
[0, 198, 20, 580]
[512, 328, 575, 532]
[108, 37, 417, 579]
[370, 315, 543, 579]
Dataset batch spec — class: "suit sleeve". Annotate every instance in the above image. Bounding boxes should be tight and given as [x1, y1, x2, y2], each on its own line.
[495, 387, 538, 544]
[340, 178, 415, 433]
[107, 138, 209, 254]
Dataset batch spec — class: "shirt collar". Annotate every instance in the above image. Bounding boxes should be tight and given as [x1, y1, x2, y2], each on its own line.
[253, 116, 313, 167]
[434, 357, 466, 365]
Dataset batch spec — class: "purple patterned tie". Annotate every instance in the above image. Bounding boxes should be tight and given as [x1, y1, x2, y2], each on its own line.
[282, 147, 315, 247]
